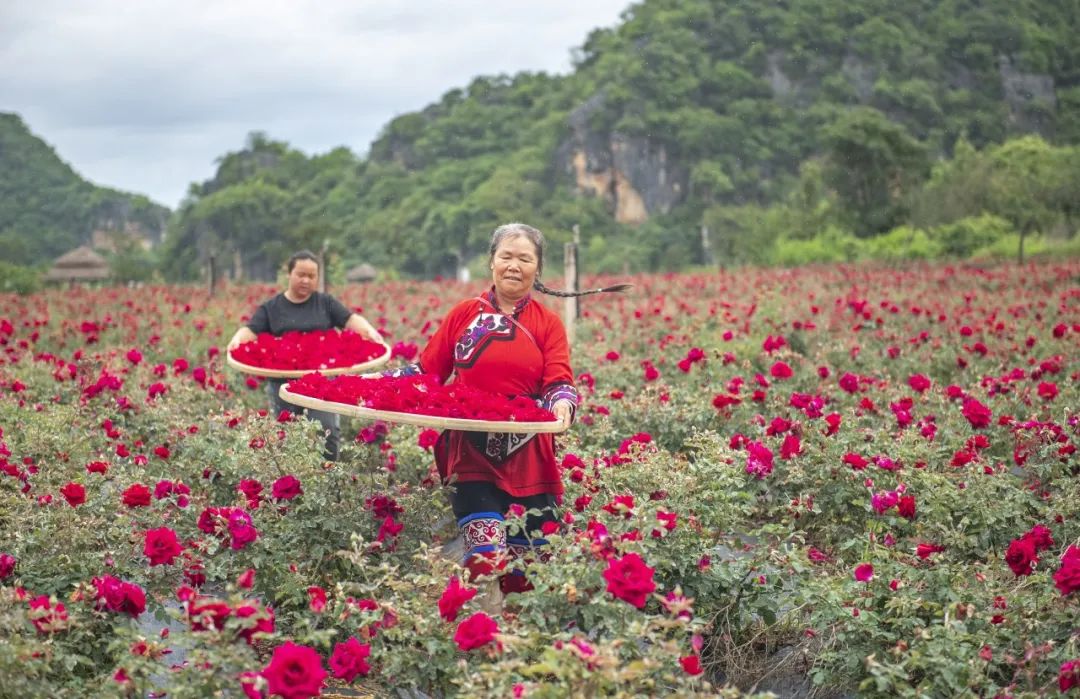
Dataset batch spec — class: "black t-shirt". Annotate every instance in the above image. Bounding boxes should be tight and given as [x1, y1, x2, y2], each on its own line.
[246, 292, 352, 336]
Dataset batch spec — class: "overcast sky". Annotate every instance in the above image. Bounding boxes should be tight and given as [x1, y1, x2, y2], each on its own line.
[1, 1, 631, 210]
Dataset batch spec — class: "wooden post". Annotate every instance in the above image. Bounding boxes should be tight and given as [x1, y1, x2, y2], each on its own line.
[571, 224, 582, 319]
[207, 253, 217, 296]
[701, 225, 713, 266]
[563, 241, 578, 345]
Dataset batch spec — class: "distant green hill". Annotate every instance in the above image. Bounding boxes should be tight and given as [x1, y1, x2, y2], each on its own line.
[0, 112, 170, 267]
[160, 0, 1079, 279]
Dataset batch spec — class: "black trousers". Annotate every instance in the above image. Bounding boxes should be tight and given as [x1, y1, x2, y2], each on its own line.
[450, 481, 557, 541]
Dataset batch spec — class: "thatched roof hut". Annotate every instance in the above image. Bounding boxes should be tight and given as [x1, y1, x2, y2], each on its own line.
[345, 263, 378, 283]
[44, 245, 110, 284]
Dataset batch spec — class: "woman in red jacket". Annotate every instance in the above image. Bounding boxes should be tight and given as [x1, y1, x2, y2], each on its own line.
[390, 223, 625, 601]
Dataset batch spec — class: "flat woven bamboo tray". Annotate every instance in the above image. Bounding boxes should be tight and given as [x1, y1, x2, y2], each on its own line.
[278, 385, 569, 434]
[226, 343, 391, 379]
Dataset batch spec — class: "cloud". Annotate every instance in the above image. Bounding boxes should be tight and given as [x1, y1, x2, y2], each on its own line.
[0, 0, 630, 208]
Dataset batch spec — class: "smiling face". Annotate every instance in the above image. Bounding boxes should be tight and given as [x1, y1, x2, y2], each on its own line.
[490, 234, 539, 305]
[286, 259, 319, 302]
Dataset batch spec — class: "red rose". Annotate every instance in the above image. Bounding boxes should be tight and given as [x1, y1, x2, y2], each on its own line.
[745, 441, 774, 479]
[1025, 524, 1054, 552]
[454, 612, 500, 651]
[307, 586, 327, 613]
[92, 575, 146, 617]
[272, 475, 303, 501]
[680, 654, 703, 676]
[233, 603, 274, 645]
[198, 506, 228, 535]
[843, 453, 868, 470]
[960, 398, 992, 429]
[1061, 659, 1080, 692]
[329, 637, 371, 682]
[897, 495, 916, 520]
[1004, 536, 1037, 577]
[769, 361, 793, 379]
[187, 595, 231, 632]
[237, 479, 264, 508]
[375, 516, 404, 549]
[854, 563, 874, 582]
[838, 372, 860, 393]
[144, 527, 182, 566]
[417, 428, 440, 450]
[602, 553, 657, 609]
[907, 374, 931, 393]
[121, 483, 152, 508]
[0, 553, 15, 579]
[28, 595, 68, 633]
[780, 433, 802, 460]
[262, 641, 327, 699]
[228, 510, 259, 551]
[916, 542, 945, 559]
[602, 494, 635, 518]
[60, 482, 86, 507]
[237, 568, 256, 589]
[712, 393, 741, 410]
[437, 575, 477, 622]
[391, 341, 418, 361]
[1053, 546, 1080, 597]
[365, 495, 404, 519]
[1037, 381, 1058, 401]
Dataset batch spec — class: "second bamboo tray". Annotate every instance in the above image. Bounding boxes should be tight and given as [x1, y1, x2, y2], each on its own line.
[226, 343, 391, 379]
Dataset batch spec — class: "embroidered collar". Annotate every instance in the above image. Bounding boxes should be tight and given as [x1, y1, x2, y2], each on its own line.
[485, 286, 531, 317]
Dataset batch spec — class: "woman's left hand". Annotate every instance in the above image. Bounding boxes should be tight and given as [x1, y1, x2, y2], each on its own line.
[552, 400, 574, 428]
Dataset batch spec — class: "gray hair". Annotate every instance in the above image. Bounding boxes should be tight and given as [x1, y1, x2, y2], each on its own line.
[489, 223, 545, 276]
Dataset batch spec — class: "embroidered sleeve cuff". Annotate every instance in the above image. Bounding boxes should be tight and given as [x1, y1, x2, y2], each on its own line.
[383, 362, 423, 378]
[543, 382, 579, 420]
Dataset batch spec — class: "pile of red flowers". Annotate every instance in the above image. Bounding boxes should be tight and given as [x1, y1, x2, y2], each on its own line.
[231, 330, 385, 371]
[286, 373, 557, 422]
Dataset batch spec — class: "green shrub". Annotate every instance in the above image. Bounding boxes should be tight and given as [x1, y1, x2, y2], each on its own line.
[929, 214, 1014, 257]
[970, 233, 1048, 260]
[0, 261, 43, 295]
[862, 226, 943, 261]
[773, 226, 863, 265]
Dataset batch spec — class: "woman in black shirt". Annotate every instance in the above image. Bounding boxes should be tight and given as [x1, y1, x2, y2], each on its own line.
[227, 250, 382, 460]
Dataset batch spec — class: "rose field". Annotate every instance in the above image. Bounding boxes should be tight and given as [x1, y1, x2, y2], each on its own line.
[1, 260, 1078, 698]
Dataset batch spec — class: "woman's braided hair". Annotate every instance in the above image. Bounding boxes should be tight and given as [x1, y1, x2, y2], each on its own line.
[489, 223, 632, 298]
